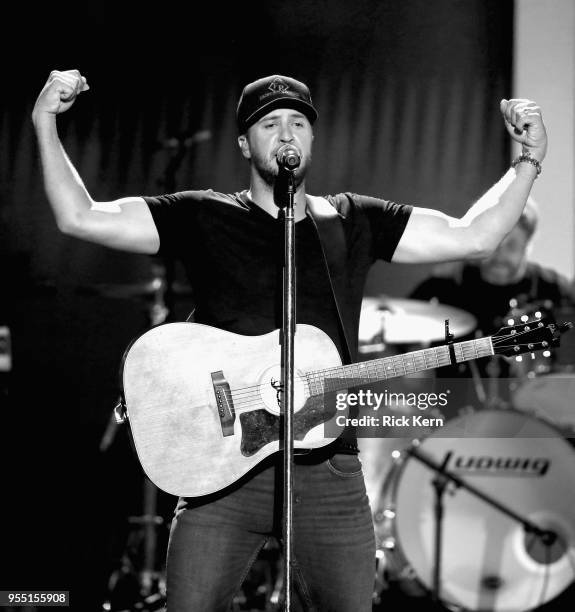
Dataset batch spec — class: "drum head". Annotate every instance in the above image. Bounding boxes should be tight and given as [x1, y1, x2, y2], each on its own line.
[394, 410, 575, 611]
[513, 373, 575, 434]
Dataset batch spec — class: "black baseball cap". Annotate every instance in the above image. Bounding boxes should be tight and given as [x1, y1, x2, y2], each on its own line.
[236, 75, 318, 133]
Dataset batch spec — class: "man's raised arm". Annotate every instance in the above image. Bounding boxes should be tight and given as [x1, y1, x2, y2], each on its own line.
[392, 98, 548, 264]
[32, 69, 160, 254]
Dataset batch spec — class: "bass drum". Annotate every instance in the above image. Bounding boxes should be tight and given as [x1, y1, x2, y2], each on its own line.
[373, 410, 575, 612]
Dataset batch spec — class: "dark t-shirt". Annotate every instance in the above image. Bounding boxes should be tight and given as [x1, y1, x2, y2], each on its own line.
[143, 189, 412, 363]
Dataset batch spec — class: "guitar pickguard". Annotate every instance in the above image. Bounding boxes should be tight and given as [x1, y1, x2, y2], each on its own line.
[240, 395, 337, 456]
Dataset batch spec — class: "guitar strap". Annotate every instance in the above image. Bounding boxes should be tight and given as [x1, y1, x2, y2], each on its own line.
[305, 195, 354, 365]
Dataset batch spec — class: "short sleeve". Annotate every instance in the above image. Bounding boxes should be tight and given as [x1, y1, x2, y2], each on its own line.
[142, 191, 199, 257]
[352, 194, 413, 261]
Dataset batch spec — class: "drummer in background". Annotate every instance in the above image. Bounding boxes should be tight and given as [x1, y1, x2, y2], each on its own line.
[411, 197, 574, 334]
[410, 196, 575, 382]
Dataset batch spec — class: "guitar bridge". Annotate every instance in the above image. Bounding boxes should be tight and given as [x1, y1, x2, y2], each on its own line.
[211, 370, 235, 437]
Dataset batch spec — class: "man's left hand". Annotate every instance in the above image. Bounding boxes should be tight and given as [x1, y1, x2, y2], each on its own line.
[500, 98, 547, 162]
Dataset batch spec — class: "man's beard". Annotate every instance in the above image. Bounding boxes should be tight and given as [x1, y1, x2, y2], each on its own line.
[252, 151, 310, 189]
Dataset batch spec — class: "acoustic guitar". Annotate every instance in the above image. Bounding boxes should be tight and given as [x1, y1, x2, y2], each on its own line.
[120, 318, 564, 497]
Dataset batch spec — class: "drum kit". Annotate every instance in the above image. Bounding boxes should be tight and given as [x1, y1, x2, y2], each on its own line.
[359, 294, 575, 612]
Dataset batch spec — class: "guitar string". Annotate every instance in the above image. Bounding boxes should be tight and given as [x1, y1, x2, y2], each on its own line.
[231, 375, 311, 408]
[230, 350, 507, 407]
[228, 327, 532, 399]
[228, 327, 540, 410]
[229, 349, 455, 401]
[230, 343, 496, 404]
[229, 346, 456, 397]
[228, 339, 490, 399]
[230, 354, 452, 410]
[230, 350, 471, 408]
[229, 357, 456, 407]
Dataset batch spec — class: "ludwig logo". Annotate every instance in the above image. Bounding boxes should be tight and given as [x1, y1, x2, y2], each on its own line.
[445, 452, 550, 477]
[268, 78, 290, 94]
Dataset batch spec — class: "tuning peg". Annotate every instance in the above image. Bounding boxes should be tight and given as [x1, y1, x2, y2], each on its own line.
[507, 318, 515, 326]
[531, 352, 535, 360]
[521, 315, 529, 322]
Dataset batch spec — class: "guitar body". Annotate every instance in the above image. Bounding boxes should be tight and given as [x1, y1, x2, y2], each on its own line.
[122, 323, 343, 497]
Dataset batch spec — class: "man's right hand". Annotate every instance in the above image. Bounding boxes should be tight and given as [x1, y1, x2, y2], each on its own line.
[32, 69, 89, 124]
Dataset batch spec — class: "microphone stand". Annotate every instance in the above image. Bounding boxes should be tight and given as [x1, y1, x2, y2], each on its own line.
[430, 451, 452, 605]
[406, 443, 559, 606]
[277, 166, 297, 611]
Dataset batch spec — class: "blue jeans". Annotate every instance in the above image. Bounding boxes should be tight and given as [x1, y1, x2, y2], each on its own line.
[166, 451, 376, 611]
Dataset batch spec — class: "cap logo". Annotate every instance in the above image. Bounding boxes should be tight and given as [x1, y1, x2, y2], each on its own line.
[238, 75, 317, 131]
[268, 78, 290, 94]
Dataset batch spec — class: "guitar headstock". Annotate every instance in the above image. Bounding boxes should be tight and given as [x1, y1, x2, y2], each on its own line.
[492, 317, 572, 357]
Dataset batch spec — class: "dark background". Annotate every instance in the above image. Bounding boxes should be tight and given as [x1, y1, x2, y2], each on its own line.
[0, 1, 519, 609]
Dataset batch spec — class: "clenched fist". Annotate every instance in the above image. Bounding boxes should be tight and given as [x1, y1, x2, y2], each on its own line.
[500, 98, 547, 162]
[32, 69, 89, 124]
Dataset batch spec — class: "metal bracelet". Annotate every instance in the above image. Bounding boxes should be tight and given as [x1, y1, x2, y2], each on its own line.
[511, 153, 542, 177]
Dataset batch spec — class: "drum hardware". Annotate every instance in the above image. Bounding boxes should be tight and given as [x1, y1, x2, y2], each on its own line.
[102, 260, 176, 611]
[430, 449, 454, 605]
[406, 442, 560, 607]
[374, 410, 575, 611]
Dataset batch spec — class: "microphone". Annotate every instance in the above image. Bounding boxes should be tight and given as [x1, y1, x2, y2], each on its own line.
[276, 144, 301, 170]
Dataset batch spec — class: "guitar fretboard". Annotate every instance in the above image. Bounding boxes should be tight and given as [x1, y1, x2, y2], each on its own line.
[306, 337, 493, 395]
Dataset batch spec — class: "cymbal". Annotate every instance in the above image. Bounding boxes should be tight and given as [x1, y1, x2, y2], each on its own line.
[77, 278, 193, 300]
[359, 295, 477, 345]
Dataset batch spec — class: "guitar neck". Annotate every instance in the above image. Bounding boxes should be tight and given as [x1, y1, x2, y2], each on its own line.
[307, 336, 494, 395]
